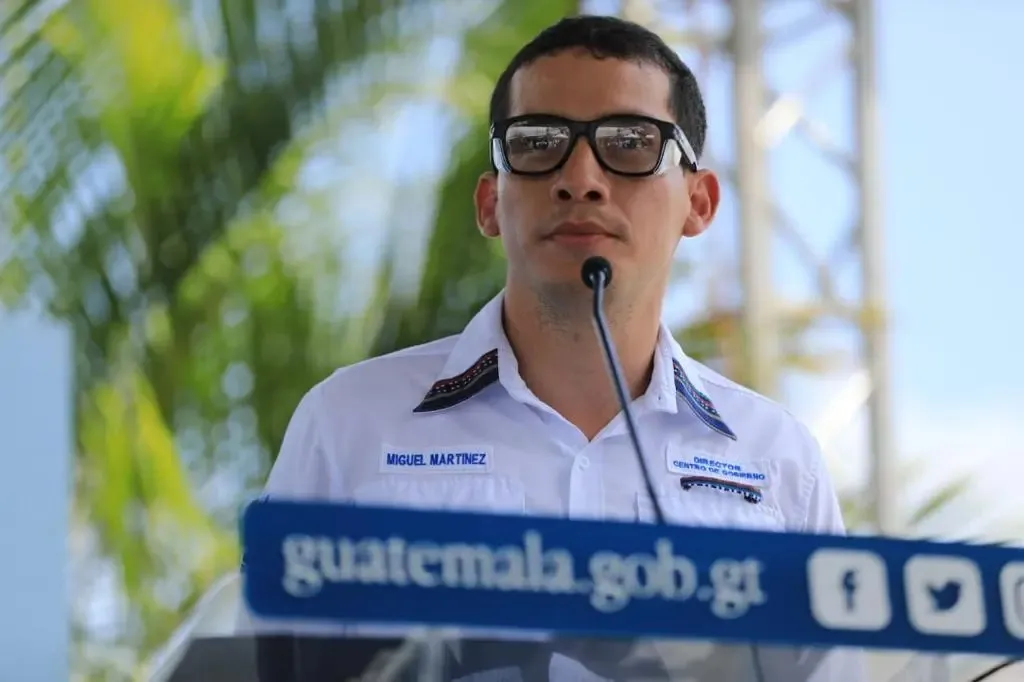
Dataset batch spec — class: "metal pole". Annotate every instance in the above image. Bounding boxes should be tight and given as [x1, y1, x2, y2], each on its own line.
[851, 0, 896, 534]
[732, 0, 777, 396]
[0, 314, 71, 682]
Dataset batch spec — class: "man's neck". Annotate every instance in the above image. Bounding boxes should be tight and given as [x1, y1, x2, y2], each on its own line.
[502, 284, 661, 440]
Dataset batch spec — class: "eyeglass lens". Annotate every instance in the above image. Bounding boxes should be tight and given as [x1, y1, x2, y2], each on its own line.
[504, 118, 666, 174]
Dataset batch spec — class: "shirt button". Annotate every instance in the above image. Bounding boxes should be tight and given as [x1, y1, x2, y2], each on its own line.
[577, 456, 590, 470]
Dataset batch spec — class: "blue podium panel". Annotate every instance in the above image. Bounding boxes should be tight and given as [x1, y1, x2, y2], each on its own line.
[241, 501, 1024, 661]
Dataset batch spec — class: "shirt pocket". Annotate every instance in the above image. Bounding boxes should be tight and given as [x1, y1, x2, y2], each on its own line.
[351, 475, 527, 516]
[636, 459, 786, 532]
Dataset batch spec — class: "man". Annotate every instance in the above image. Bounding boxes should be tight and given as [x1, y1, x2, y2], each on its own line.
[248, 14, 863, 681]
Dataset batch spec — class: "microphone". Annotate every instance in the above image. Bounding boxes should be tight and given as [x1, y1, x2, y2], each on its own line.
[583, 258, 768, 682]
[581, 256, 666, 526]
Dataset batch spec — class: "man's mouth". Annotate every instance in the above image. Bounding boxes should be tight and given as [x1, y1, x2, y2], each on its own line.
[548, 221, 616, 243]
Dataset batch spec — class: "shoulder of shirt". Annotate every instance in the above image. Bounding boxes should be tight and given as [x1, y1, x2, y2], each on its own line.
[688, 358, 823, 455]
[303, 334, 459, 411]
[689, 358, 785, 411]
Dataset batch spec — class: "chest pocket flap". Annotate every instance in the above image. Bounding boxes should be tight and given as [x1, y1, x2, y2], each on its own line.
[638, 454, 786, 531]
[353, 475, 526, 515]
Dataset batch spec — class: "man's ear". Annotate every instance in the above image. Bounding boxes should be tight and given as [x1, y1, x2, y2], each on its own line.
[682, 169, 720, 238]
[475, 172, 500, 238]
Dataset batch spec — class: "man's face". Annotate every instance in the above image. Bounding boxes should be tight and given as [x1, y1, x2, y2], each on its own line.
[475, 50, 719, 306]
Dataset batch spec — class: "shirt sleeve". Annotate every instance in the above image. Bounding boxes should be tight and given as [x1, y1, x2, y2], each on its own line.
[784, 422, 868, 681]
[261, 383, 332, 500]
[235, 383, 337, 636]
[796, 421, 848, 536]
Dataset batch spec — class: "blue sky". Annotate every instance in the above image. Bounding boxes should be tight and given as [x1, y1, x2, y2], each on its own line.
[848, 1, 1023, 524]
[768, 0, 1024, 535]
[778, 0, 1024, 534]
[3, 1, 1023, 545]
[881, 2, 1024, 408]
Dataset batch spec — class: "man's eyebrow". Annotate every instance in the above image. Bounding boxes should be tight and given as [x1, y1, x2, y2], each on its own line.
[508, 110, 668, 120]
[597, 110, 664, 119]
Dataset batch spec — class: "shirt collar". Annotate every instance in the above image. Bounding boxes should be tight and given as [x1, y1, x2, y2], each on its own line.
[412, 292, 736, 440]
[411, 295, 504, 414]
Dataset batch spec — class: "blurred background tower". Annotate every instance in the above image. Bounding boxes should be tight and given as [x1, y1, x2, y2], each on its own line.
[617, 0, 895, 532]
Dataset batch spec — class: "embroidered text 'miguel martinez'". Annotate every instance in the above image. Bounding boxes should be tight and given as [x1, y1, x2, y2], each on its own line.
[385, 451, 489, 468]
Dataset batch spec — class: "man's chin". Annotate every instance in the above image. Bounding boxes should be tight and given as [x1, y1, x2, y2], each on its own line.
[534, 267, 593, 289]
[535, 248, 619, 276]
[517, 252, 627, 296]
[530, 272, 605, 306]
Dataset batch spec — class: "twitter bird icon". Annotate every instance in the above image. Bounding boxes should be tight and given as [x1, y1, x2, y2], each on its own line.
[905, 556, 986, 636]
[928, 580, 961, 612]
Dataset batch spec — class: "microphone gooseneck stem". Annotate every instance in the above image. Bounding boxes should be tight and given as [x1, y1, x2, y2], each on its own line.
[586, 257, 762, 682]
[589, 270, 666, 526]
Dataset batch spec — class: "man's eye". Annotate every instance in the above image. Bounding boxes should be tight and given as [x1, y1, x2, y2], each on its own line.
[613, 137, 644, 149]
[511, 136, 558, 152]
[603, 132, 653, 150]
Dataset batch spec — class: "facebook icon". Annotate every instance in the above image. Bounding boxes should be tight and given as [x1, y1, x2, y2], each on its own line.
[841, 569, 858, 611]
[808, 549, 892, 631]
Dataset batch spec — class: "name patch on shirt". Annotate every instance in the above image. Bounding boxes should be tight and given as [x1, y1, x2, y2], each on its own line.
[667, 453, 768, 484]
[380, 446, 493, 474]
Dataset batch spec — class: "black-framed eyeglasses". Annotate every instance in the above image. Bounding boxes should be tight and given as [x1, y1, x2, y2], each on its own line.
[489, 113, 698, 177]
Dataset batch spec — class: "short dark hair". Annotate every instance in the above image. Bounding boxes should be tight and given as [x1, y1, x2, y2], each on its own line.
[488, 15, 707, 162]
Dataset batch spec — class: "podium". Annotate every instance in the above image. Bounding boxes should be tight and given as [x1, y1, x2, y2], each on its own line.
[149, 500, 1024, 681]
[153, 629, 1022, 681]
[154, 629, 865, 681]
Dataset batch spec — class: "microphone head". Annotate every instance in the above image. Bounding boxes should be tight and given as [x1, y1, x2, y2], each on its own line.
[581, 256, 613, 290]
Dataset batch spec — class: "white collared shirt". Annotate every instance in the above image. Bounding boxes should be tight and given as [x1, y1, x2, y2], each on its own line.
[264, 292, 844, 535]
[246, 292, 862, 681]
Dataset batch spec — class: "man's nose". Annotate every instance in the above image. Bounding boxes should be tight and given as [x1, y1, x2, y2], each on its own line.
[550, 139, 609, 203]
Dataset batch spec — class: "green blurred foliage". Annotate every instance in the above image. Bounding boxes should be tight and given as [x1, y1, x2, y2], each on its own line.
[2, 0, 456, 672]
